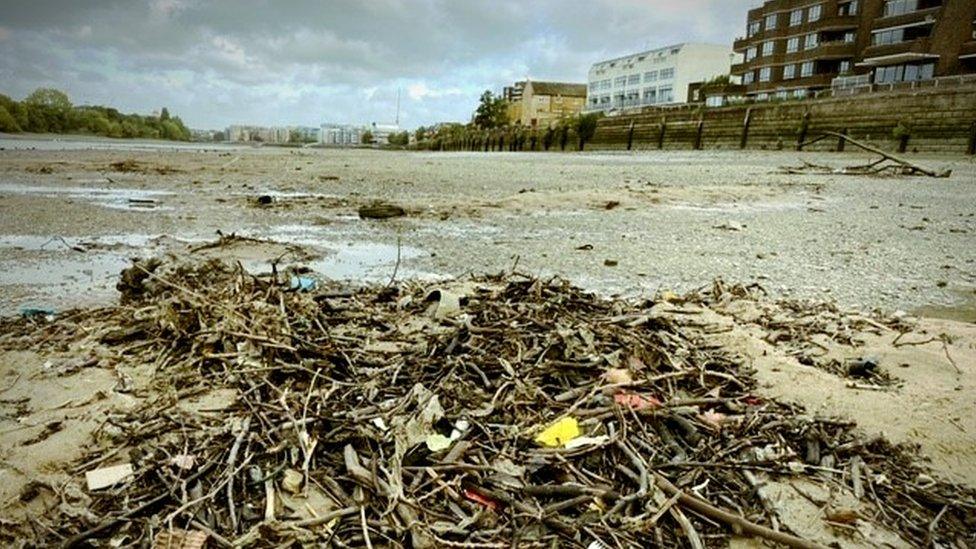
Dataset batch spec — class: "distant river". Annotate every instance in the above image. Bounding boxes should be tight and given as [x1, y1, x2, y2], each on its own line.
[0, 134, 248, 153]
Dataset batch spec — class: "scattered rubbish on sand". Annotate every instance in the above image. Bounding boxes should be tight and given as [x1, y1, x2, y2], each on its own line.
[152, 529, 208, 549]
[289, 275, 317, 292]
[358, 202, 406, 219]
[85, 463, 134, 491]
[714, 220, 746, 231]
[19, 306, 56, 319]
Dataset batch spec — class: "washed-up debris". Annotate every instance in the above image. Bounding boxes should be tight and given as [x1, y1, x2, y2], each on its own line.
[19, 306, 56, 319]
[289, 275, 317, 292]
[714, 220, 746, 231]
[108, 160, 181, 175]
[788, 132, 951, 178]
[358, 202, 406, 219]
[1, 259, 974, 548]
[127, 197, 158, 208]
[153, 529, 208, 549]
[85, 463, 133, 491]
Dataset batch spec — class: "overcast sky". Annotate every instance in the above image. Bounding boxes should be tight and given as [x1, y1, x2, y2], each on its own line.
[0, 1, 751, 130]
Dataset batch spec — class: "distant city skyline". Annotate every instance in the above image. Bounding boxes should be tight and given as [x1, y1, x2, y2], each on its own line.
[0, 1, 746, 129]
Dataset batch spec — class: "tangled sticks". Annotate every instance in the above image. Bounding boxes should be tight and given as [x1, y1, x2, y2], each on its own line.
[9, 259, 974, 548]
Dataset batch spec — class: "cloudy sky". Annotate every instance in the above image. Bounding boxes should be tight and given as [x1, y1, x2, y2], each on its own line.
[0, 0, 751, 129]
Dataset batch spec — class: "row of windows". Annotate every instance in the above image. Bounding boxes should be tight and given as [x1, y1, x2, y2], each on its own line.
[883, 0, 919, 17]
[749, 3, 824, 36]
[591, 48, 683, 72]
[746, 32, 829, 60]
[872, 23, 931, 45]
[743, 59, 854, 84]
[589, 68, 675, 91]
[874, 62, 934, 83]
[588, 85, 676, 106]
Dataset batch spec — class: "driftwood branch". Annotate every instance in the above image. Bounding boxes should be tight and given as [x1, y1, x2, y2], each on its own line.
[786, 131, 950, 178]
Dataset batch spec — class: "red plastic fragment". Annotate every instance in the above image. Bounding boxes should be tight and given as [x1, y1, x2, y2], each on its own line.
[613, 392, 662, 411]
[463, 488, 500, 511]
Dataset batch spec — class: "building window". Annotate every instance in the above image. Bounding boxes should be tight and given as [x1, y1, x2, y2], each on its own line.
[589, 82, 599, 91]
[839, 60, 852, 73]
[759, 67, 772, 82]
[805, 33, 819, 50]
[843, 31, 856, 43]
[644, 71, 658, 82]
[787, 37, 800, 53]
[790, 9, 803, 26]
[743, 71, 755, 84]
[746, 47, 758, 61]
[793, 89, 809, 98]
[784, 64, 797, 79]
[874, 62, 935, 83]
[757, 92, 770, 101]
[872, 24, 930, 45]
[658, 86, 674, 103]
[614, 76, 627, 87]
[839, 0, 859, 16]
[762, 41, 774, 56]
[660, 68, 675, 79]
[765, 14, 778, 30]
[808, 4, 822, 22]
[643, 87, 657, 104]
[775, 90, 789, 100]
[748, 20, 761, 37]
[883, 0, 918, 17]
[627, 74, 640, 85]
[801, 61, 814, 77]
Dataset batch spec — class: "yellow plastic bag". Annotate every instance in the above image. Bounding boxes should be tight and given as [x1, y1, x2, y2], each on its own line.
[534, 417, 581, 447]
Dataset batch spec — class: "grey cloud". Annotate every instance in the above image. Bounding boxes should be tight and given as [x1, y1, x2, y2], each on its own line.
[0, 0, 747, 128]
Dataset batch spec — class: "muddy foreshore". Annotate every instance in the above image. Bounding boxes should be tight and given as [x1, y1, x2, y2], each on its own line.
[0, 141, 974, 317]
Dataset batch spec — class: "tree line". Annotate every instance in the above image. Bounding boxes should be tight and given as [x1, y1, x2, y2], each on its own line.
[0, 88, 191, 141]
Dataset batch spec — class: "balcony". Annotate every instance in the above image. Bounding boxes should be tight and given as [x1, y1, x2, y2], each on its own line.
[733, 36, 753, 51]
[809, 40, 858, 60]
[960, 41, 976, 58]
[873, 6, 941, 30]
[815, 14, 860, 32]
[732, 53, 785, 74]
[861, 37, 934, 63]
[744, 72, 836, 94]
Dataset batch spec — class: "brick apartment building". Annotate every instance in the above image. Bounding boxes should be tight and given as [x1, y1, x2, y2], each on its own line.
[731, 0, 976, 100]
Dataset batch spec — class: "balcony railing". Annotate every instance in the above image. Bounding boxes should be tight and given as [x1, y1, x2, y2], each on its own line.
[959, 40, 976, 58]
[862, 37, 933, 60]
[873, 6, 941, 28]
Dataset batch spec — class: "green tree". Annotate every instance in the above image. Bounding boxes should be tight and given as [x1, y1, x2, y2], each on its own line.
[24, 88, 72, 112]
[160, 107, 170, 121]
[414, 126, 427, 142]
[361, 130, 373, 144]
[473, 90, 507, 129]
[574, 113, 602, 151]
[0, 105, 21, 132]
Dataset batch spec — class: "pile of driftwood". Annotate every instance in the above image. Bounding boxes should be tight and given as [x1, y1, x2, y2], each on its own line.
[785, 132, 952, 178]
[3, 259, 974, 548]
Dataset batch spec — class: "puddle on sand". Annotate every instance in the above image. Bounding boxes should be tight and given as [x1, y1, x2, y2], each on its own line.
[0, 226, 441, 315]
[914, 291, 976, 323]
[0, 183, 172, 211]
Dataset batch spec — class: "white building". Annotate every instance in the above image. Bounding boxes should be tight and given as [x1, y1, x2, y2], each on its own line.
[586, 43, 736, 112]
[369, 123, 400, 146]
[320, 123, 363, 146]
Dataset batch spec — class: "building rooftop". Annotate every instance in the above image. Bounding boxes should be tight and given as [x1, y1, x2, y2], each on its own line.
[529, 81, 588, 97]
